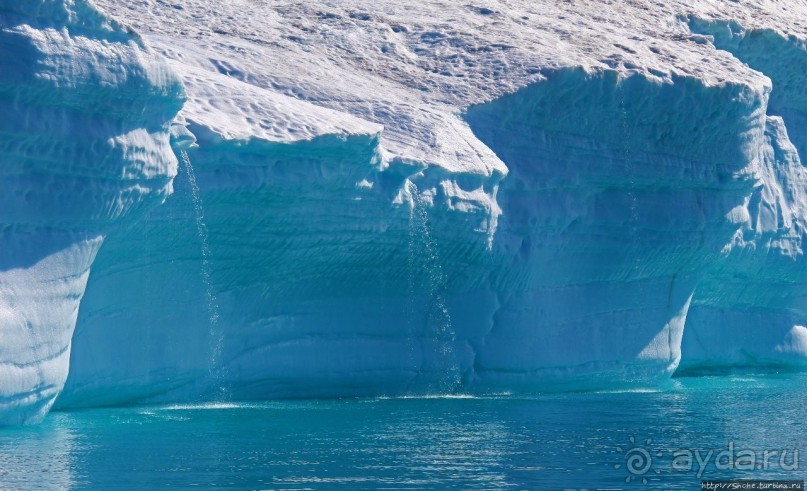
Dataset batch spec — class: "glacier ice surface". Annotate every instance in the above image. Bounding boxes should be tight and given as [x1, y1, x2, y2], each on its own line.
[3, 0, 807, 421]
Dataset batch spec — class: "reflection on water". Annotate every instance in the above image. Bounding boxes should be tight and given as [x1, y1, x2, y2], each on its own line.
[0, 416, 76, 489]
[0, 373, 805, 489]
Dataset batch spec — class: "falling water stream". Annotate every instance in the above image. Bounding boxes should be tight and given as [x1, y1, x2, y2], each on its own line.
[406, 181, 461, 393]
[179, 150, 227, 400]
[618, 82, 641, 277]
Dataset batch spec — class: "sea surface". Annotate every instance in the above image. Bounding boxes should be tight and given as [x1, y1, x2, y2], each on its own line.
[1, 374, 805, 490]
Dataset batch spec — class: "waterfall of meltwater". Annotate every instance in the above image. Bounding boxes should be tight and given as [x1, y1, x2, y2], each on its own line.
[406, 181, 461, 394]
[179, 150, 227, 401]
[618, 84, 641, 277]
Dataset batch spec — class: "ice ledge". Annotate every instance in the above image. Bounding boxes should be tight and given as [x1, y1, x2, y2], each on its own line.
[170, 60, 505, 242]
[173, 62, 383, 144]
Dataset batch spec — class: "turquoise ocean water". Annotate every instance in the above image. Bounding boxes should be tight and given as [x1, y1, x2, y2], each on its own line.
[1, 374, 804, 490]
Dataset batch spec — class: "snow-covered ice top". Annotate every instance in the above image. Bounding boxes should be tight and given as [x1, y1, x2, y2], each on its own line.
[87, 0, 807, 247]
[175, 63, 383, 144]
[93, 0, 807, 159]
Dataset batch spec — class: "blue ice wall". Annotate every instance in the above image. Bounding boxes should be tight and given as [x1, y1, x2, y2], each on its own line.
[0, 0, 183, 424]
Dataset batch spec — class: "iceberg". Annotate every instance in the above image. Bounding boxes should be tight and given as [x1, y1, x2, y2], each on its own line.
[2, 0, 807, 422]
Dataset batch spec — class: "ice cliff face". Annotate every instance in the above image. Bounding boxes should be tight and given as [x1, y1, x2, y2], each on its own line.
[4, 0, 807, 419]
[679, 18, 807, 373]
[0, 0, 183, 423]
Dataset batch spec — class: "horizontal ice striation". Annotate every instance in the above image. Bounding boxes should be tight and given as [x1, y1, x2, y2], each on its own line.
[60, 66, 503, 405]
[679, 19, 807, 373]
[0, 0, 182, 423]
[464, 67, 773, 389]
